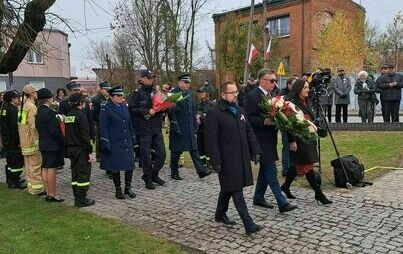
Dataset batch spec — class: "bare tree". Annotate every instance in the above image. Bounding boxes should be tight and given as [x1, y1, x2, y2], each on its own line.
[386, 11, 403, 69]
[0, 0, 57, 73]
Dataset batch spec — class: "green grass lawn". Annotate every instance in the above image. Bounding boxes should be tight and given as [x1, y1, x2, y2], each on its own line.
[163, 131, 403, 188]
[0, 185, 184, 254]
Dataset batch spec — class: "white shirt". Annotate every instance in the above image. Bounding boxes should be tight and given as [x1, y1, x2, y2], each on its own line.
[258, 86, 271, 96]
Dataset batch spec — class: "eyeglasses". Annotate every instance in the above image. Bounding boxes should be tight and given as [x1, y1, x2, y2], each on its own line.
[262, 78, 277, 83]
[388, 67, 395, 69]
[224, 91, 238, 95]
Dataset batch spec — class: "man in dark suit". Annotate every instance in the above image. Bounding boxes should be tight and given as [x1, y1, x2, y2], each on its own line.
[205, 81, 264, 235]
[244, 68, 297, 213]
[168, 74, 212, 180]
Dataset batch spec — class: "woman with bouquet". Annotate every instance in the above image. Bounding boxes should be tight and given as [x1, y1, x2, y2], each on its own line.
[281, 79, 332, 205]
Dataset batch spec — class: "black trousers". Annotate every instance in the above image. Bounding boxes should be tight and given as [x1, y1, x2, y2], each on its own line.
[323, 105, 332, 122]
[215, 189, 255, 231]
[335, 104, 348, 122]
[170, 150, 205, 176]
[68, 147, 91, 190]
[383, 100, 400, 122]
[5, 148, 24, 184]
[138, 131, 166, 181]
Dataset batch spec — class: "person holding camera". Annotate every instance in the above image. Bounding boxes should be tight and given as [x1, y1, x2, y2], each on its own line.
[205, 81, 264, 236]
[281, 79, 332, 205]
[354, 71, 378, 123]
[331, 68, 351, 123]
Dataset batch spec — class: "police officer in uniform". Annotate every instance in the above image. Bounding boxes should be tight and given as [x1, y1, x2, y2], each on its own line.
[168, 74, 212, 180]
[0, 91, 26, 189]
[196, 86, 214, 167]
[91, 81, 111, 178]
[59, 81, 95, 141]
[129, 70, 166, 190]
[65, 93, 95, 207]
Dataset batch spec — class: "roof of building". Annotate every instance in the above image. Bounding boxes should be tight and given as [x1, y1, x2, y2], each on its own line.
[212, 0, 365, 21]
[43, 28, 69, 37]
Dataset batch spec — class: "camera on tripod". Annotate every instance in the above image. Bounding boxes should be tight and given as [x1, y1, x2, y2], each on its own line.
[309, 68, 332, 97]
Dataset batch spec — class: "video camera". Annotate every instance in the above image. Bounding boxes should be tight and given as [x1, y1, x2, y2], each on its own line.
[309, 68, 332, 97]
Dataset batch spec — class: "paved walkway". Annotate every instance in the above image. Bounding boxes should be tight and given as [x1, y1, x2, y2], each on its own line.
[1, 160, 403, 254]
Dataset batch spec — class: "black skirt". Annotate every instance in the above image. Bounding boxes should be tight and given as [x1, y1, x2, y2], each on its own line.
[41, 151, 65, 169]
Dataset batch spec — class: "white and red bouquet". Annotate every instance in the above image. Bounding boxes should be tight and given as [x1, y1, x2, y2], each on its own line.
[259, 95, 317, 142]
[145, 91, 188, 119]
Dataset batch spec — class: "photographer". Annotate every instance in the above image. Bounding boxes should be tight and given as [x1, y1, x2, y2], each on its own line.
[354, 71, 378, 123]
[281, 79, 332, 205]
[331, 68, 351, 123]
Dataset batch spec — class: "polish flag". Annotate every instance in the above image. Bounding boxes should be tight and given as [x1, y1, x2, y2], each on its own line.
[247, 44, 258, 65]
[265, 38, 272, 60]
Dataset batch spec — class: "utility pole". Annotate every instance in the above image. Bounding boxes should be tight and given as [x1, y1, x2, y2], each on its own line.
[243, 0, 256, 87]
[8, 72, 13, 89]
[262, 0, 268, 68]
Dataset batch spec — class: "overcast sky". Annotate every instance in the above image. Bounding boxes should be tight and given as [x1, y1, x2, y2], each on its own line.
[49, 0, 403, 78]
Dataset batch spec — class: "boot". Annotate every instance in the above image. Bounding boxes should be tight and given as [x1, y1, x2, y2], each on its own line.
[72, 185, 78, 206]
[5, 166, 10, 188]
[124, 171, 136, 198]
[314, 189, 333, 205]
[76, 187, 95, 207]
[281, 166, 297, 199]
[144, 180, 156, 190]
[152, 175, 165, 186]
[115, 186, 126, 199]
[306, 171, 332, 205]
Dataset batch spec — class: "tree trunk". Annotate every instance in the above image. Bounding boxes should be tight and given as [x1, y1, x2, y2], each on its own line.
[0, 0, 56, 73]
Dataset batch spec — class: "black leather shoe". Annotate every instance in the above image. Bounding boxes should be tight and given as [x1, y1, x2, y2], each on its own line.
[198, 169, 212, 179]
[145, 181, 156, 190]
[279, 203, 298, 213]
[152, 176, 165, 186]
[246, 225, 264, 236]
[215, 215, 236, 225]
[253, 199, 274, 209]
[124, 188, 136, 198]
[45, 195, 65, 202]
[281, 185, 296, 199]
[115, 188, 126, 199]
[171, 175, 183, 180]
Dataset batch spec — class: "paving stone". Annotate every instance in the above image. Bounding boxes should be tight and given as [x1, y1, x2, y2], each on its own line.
[1, 159, 402, 254]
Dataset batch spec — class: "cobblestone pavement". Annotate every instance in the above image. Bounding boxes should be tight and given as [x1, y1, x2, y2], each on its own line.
[1, 160, 403, 254]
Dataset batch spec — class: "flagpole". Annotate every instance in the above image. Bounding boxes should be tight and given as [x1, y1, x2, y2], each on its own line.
[243, 0, 255, 87]
[262, 0, 268, 68]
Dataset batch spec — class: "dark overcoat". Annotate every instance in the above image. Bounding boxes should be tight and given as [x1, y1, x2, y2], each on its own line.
[287, 97, 319, 164]
[99, 102, 135, 171]
[244, 87, 279, 164]
[168, 87, 198, 152]
[376, 73, 403, 101]
[205, 100, 261, 192]
[36, 105, 64, 152]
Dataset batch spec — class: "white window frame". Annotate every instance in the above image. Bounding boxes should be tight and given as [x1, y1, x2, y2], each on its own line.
[266, 15, 290, 37]
[29, 80, 45, 90]
[27, 43, 43, 64]
[0, 80, 6, 92]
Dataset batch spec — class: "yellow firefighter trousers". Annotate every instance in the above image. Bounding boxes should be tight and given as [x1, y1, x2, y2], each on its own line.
[24, 153, 45, 195]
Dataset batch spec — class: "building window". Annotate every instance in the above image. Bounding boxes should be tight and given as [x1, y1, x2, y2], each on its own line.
[29, 80, 45, 90]
[266, 15, 290, 37]
[0, 80, 6, 92]
[27, 43, 43, 64]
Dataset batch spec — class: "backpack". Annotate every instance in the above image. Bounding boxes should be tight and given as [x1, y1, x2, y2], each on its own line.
[331, 155, 372, 188]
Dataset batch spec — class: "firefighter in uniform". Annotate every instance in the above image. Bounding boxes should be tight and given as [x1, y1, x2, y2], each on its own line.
[18, 84, 46, 195]
[128, 70, 166, 190]
[196, 86, 214, 167]
[91, 81, 111, 174]
[58, 81, 94, 141]
[1, 90, 26, 189]
[65, 93, 95, 207]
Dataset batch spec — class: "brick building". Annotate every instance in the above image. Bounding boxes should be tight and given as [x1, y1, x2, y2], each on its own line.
[213, 0, 364, 84]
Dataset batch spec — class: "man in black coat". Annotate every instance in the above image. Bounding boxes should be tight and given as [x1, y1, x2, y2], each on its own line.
[238, 77, 257, 108]
[376, 65, 388, 120]
[376, 64, 403, 122]
[128, 70, 166, 190]
[168, 74, 212, 180]
[244, 68, 297, 213]
[91, 81, 111, 163]
[205, 81, 264, 235]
